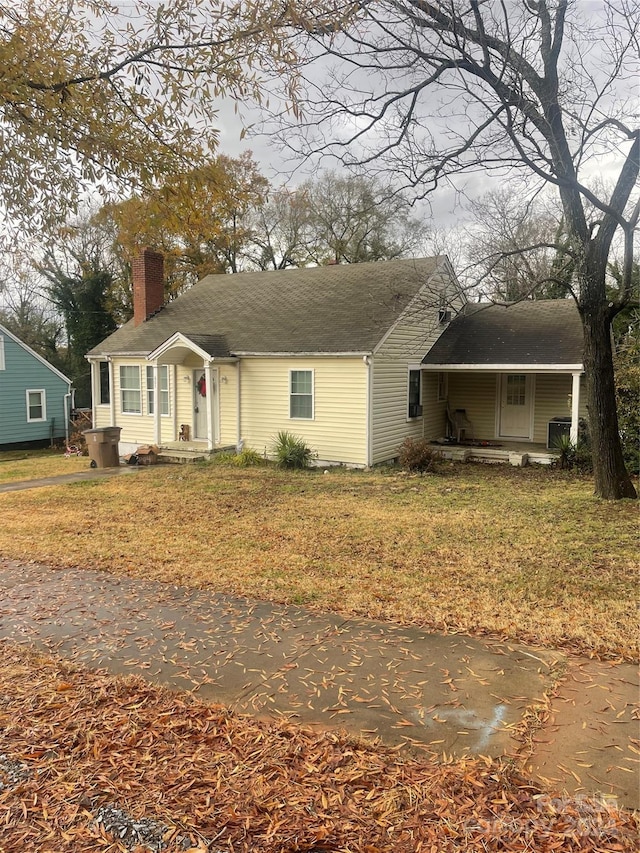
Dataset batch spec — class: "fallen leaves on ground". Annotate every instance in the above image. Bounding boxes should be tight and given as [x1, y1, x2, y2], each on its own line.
[1, 464, 636, 660]
[0, 643, 637, 852]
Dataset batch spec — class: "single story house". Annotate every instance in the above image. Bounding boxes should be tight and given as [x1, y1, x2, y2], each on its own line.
[0, 323, 73, 448]
[86, 250, 586, 466]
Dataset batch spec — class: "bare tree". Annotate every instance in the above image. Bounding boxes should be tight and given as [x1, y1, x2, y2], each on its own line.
[270, 0, 639, 498]
[300, 171, 430, 264]
[462, 189, 571, 301]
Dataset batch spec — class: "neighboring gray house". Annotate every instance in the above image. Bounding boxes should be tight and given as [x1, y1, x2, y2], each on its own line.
[0, 323, 72, 447]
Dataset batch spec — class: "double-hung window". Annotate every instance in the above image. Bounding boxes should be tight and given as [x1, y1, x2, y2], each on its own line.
[26, 389, 46, 422]
[407, 369, 422, 418]
[120, 366, 141, 414]
[146, 365, 169, 415]
[290, 370, 313, 419]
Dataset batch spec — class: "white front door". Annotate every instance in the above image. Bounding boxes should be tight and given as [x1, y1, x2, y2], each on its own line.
[193, 370, 208, 439]
[498, 374, 533, 439]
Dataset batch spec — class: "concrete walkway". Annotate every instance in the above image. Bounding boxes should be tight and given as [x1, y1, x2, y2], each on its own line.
[0, 465, 142, 493]
[0, 559, 637, 809]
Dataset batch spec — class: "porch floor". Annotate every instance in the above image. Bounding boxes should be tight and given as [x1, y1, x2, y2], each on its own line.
[429, 438, 559, 465]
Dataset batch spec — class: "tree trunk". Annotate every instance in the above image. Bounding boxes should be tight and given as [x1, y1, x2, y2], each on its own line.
[581, 301, 637, 499]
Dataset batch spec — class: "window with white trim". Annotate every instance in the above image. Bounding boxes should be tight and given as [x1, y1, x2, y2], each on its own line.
[437, 372, 448, 402]
[146, 365, 169, 415]
[26, 389, 46, 422]
[99, 361, 110, 405]
[407, 369, 422, 418]
[290, 370, 313, 419]
[120, 365, 141, 414]
[0, 335, 5, 370]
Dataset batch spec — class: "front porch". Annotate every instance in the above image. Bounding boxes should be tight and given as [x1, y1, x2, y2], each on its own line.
[429, 438, 559, 466]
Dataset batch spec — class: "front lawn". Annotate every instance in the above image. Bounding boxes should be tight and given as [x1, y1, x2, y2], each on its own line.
[0, 461, 636, 660]
[0, 448, 88, 483]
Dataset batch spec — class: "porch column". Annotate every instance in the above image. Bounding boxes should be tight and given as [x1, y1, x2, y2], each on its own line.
[570, 372, 581, 443]
[108, 360, 116, 427]
[89, 360, 98, 426]
[152, 362, 161, 446]
[204, 362, 214, 450]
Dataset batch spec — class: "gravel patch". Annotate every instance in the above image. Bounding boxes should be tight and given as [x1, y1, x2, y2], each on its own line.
[0, 753, 31, 791]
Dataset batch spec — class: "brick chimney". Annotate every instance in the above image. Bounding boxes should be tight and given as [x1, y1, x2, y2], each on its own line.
[132, 248, 164, 327]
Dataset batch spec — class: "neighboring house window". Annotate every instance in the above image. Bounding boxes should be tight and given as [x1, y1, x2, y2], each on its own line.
[99, 361, 110, 405]
[146, 365, 169, 416]
[26, 389, 46, 422]
[120, 366, 141, 414]
[437, 372, 448, 402]
[0, 335, 4, 370]
[290, 370, 313, 419]
[408, 369, 422, 418]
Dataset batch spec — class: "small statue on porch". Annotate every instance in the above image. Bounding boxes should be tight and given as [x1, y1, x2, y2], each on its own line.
[179, 424, 191, 442]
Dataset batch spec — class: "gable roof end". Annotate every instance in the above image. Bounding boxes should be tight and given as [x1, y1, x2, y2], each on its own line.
[0, 323, 72, 385]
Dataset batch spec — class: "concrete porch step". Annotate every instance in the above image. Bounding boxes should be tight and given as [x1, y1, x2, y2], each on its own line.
[157, 449, 208, 464]
[157, 445, 237, 464]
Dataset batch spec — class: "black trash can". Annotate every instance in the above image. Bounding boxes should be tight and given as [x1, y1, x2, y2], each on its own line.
[83, 427, 122, 468]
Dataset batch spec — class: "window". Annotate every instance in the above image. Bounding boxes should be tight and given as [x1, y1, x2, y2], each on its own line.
[146, 365, 169, 416]
[437, 372, 448, 402]
[290, 370, 313, 419]
[26, 389, 46, 422]
[506, 374, 527, 406]
[99, 361, 110, 405]
[0, 335, 5, 370]
[407, 369, 422, 418]
[120, 365, 141, 414]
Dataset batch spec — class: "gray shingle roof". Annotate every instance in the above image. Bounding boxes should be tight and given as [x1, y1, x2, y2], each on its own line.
[422, 300, 583, 366]
[88, 258, 443, 357]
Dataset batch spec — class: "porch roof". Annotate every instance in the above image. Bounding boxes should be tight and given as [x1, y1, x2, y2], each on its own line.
[147, 332, 233, 364]
[422, 300, 583, 369]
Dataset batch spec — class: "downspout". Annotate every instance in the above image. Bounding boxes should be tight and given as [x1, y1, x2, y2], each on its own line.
[64, 390, 72, 444]
[236, 360, 242, 451]
[363, 355, 372, 467]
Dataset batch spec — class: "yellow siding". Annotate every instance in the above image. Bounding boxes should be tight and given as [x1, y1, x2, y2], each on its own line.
[532, 374, 587, 443]
[218, 365, 238, 446]
[447, 372, 588, 443]
[239, 357, 367, 465]
[448, 372, 498, 438]
[371, 268, 465, 464]
[422, 372, 448, 440]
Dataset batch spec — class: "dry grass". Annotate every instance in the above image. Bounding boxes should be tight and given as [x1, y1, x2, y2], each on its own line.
[0, 461, 636, 661]
[1, 642, 637, 852]
[0, 448, 88, 483]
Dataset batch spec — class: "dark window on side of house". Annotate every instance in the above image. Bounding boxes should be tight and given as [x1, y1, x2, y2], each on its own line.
[408, 370, 422, 418]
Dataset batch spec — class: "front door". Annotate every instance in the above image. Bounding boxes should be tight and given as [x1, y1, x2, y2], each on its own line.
[498, 374, 533, 439]
[193, 370, 208, 439]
